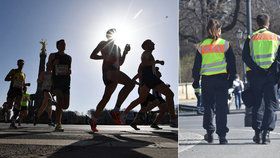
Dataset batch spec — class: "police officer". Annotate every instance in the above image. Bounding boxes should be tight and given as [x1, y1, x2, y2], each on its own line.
[192, 19, 236, 144]
[242, 14, 280, 144]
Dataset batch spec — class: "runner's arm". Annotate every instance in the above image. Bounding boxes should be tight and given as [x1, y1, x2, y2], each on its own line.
[90, 42, 104, 60]
[141, 53, 164, 67]
[4, 69, 14, 81]
[119, 44, 130, 66]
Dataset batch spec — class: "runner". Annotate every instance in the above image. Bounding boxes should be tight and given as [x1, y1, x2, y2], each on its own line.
[88, 28, 135, 132]
[4, 59, 29, 129]
[47, 39, 72, 132]
[18, 86, 30, 126]
[126, 67, 167, 130]
[123, 39, 178, 128]
[34, 65, 55, 127]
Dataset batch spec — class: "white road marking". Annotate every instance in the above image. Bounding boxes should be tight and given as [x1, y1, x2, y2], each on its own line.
[178, 132, 203, 153]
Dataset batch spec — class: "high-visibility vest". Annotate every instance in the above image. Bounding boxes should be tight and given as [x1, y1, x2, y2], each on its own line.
[246, 28, 280, 71]
[21, 93, 30, 107]
[198, 38, 230, 76]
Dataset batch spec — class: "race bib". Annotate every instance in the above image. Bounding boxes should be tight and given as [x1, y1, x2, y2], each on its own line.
[12, 71, 25, 88]
[55, 65, 69, 75]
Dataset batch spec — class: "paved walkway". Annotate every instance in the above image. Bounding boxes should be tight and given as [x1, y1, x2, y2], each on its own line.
[179, 112, 280, 158]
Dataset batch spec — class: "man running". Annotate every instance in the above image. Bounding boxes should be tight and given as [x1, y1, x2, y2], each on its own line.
[47, 39, 72, 132]
[89, 28, 135, 132]
[126, 67, 167, 130]
[4, 59, 29, 129]
[124, 39, 177, 128]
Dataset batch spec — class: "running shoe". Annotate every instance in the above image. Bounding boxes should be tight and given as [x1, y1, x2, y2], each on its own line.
[54, 124, 64, 132]
[150, 123, 162, 130]
[9, 123, 17, 129]
[130, 122, 140, 130]
[48, 122, 55, 127]
[88, 118, 98, 132]
[110, 111, 123, 125]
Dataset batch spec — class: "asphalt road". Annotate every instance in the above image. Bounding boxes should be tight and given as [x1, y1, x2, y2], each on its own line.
[179, 112, 280, 158]
[0, 123, 178, 158]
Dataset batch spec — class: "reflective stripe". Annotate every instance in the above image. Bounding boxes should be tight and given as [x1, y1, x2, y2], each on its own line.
[201, 60, 226, 69]
[254, 54, 274, 59]
[251, 33, 278, 40]
[247, 29, 279, 70]
[257, 61, 274, 66]
[201, 45, 224, 54]
[201, 65, 227, 73]
[199, 38, 228, 75]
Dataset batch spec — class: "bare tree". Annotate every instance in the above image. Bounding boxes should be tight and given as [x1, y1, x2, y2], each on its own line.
[179, 0, 280, 82]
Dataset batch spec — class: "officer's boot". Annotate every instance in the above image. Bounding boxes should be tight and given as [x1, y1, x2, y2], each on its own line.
[253, 130, 262, 144]
[204, 131, 213, 143]
[219, 136, 228, 144]
[262, 130, 270, 145]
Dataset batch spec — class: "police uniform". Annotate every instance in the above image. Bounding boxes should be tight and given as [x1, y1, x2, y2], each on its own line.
[192, 38, 236, 138]
[242, 28, 280, 139]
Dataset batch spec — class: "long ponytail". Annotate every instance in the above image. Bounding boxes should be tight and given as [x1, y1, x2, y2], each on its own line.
[206, 19, 222, 43]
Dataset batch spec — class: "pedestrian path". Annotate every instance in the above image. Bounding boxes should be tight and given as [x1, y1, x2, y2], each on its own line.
[179, 112, 280, 158]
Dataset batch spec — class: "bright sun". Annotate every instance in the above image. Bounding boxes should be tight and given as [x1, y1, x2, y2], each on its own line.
[112, 24, 134, 46]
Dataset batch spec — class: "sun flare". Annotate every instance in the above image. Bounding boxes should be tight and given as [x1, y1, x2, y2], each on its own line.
[112, 24, 134, 46]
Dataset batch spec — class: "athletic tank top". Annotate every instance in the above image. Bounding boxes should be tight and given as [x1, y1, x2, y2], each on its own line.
[9, 69, 26, 89]
[141, 51, 155, 75]
[51, 52, 71, 85]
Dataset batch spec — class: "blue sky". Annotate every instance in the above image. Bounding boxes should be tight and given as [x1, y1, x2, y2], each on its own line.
[0, 0, 179, 115]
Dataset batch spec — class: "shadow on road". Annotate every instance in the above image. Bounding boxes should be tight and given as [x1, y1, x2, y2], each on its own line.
[0, 127, 51, 139]
[49, 130, 177, 158]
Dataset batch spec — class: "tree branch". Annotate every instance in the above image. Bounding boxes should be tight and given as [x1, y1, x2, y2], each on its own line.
[222, 0, 241, 33]
[179, 32, 200, 43]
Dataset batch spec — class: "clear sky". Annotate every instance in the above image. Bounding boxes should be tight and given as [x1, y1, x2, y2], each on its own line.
[0, 0, 179, 115]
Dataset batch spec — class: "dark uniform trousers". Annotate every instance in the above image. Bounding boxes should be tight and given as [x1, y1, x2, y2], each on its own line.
[201, 75, 229, 137]
[247, 72, 278, 132]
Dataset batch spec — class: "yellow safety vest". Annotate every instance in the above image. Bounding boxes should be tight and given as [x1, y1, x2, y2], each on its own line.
[198, 38, 230, 76]
[246, 28, 280, 71]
